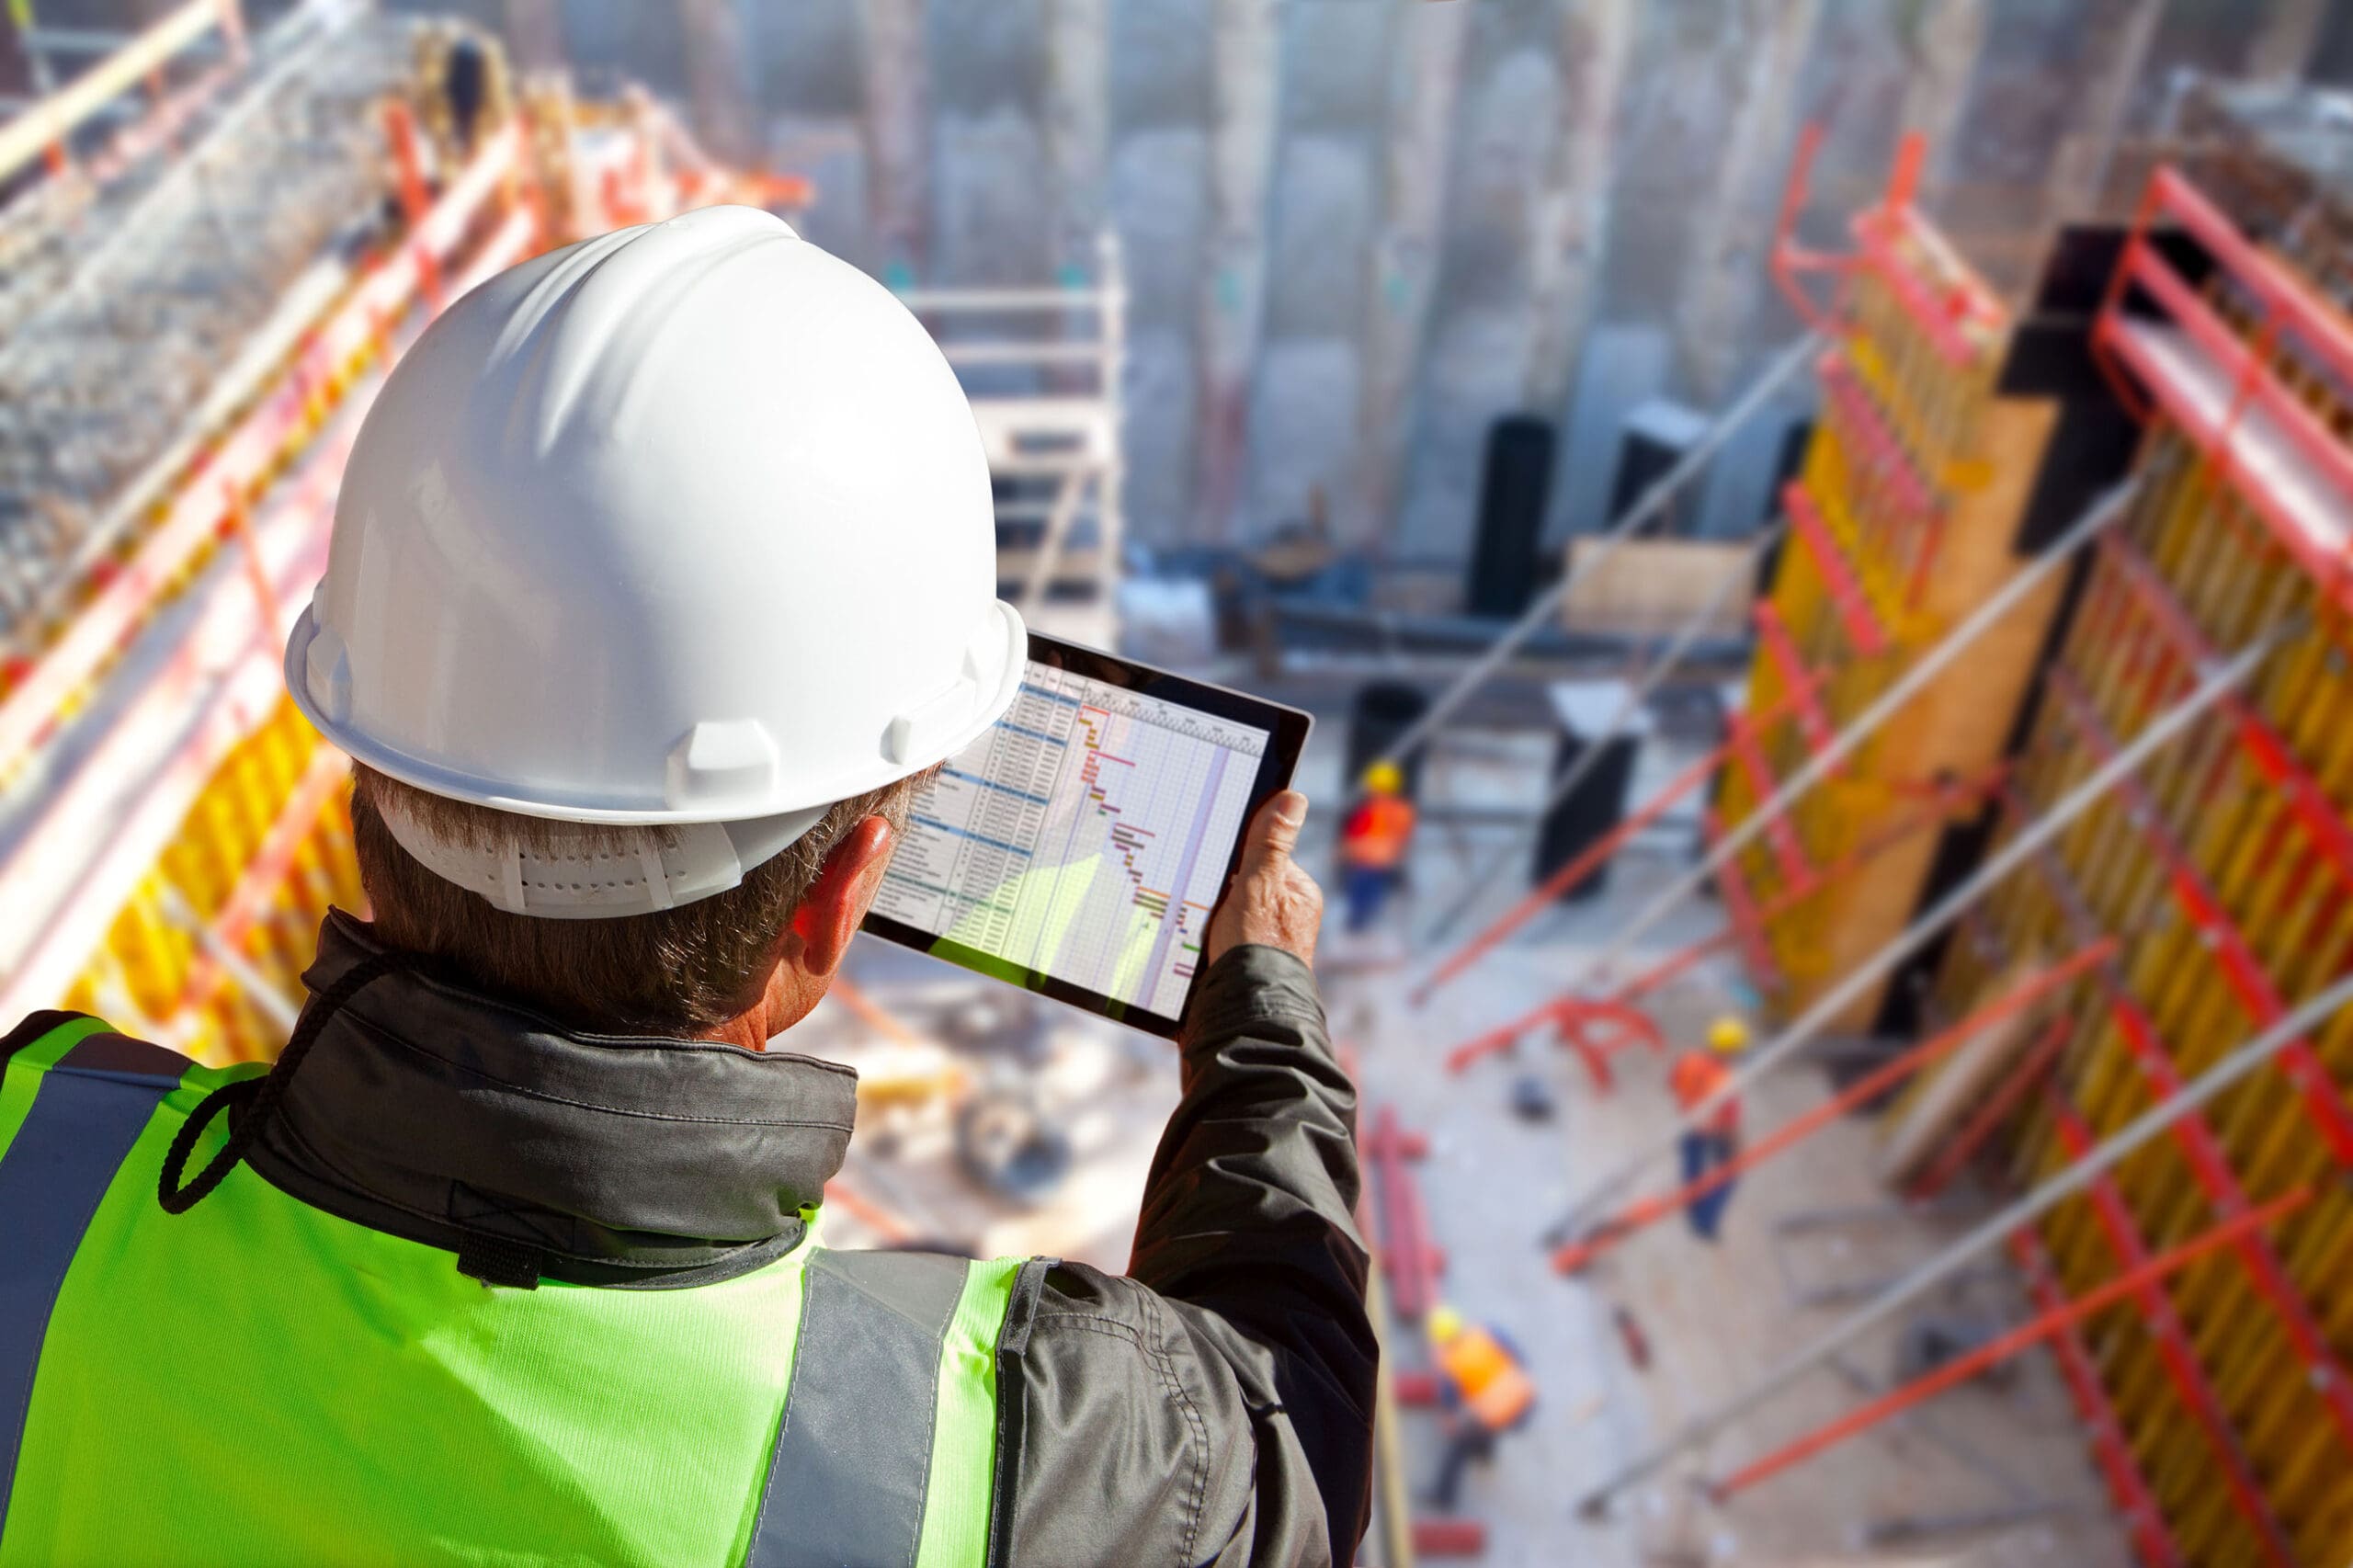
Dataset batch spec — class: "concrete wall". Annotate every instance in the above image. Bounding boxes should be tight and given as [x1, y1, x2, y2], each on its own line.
[311, 0, 2317, 560]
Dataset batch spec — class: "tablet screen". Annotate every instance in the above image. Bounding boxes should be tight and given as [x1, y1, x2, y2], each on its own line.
[866, 638, 1306, 1035]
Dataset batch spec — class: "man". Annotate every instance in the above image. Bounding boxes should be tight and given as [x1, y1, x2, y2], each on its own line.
[0, 208, 1373, 1566]
[1669, 1015, 1749, 1242]
[1337, 759, 1415, 933]
[1425, 1304, 1534, 1512]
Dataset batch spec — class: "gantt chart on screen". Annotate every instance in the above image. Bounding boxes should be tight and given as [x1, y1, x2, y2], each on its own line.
[871, 667, 1267, 1018]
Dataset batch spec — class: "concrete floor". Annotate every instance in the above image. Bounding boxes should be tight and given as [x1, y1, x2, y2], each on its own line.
[826, 705, 2136, 1567]
[1336, 723, 2131, 1568]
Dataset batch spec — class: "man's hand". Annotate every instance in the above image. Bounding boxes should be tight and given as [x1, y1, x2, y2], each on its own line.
[1205, 790, 1323, 968]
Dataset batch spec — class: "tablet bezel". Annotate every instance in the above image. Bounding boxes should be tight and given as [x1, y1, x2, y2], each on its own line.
[860, 631, 1313, 1039]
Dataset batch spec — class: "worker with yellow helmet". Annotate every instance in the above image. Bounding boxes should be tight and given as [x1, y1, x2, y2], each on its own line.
[1667, 1014, 1751, 1241]
[1424, 1304, 1536, 1511]
[1338, 757, 1416, 932]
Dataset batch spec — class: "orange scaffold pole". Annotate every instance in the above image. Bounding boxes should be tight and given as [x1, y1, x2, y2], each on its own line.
[1441, 765, 2007, 1077]
[1571, 965, 2353, 1518]
[1547, 937, 2116, 1273]
[1409, 675, 1826, 1008]
[1704, 1186, 2312, 1501]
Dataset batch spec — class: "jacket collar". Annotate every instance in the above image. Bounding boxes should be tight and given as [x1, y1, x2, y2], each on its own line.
[245, 911, 858, 1288]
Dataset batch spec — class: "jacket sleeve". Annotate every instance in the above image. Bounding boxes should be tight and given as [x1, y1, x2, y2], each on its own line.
[994, 946, 1375, 1566]
[1132, 943, 1376, 1559]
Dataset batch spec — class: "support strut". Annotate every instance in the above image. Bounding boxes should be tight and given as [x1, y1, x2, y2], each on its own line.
[1570, 963, 2353, 1517]
[1544, 620, 2280, 1243]
[1506, 481, 2133, 1012]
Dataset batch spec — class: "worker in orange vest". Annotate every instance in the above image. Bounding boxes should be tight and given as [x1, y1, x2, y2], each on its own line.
[1426, 1304, 1536, 1511]
[1670, 1016, 1748, 1241]
[1339, 759, 1416, 932]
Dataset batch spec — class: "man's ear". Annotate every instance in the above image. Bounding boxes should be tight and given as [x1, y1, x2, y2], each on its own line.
[788, 814, 898, 979]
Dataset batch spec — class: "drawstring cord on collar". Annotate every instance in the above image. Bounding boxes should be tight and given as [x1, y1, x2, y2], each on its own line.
[158, 950, 414, 1215]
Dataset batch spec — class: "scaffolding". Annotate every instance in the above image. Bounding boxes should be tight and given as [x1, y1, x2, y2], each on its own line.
[0, 13, 829, 1063]
[0, 28, 544, 1059]
[1391, 118, 2353, 1563]
[1631, 131, 2353, 1563]
[896, 235, 1130, 653]
[0, 3, 403, 655]
[1713, 129, 2089, 1030]
[1918, 152, 2353, 1564]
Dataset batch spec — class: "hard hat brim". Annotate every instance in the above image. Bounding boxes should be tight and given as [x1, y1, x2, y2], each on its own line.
[286, 597, 1029, 827]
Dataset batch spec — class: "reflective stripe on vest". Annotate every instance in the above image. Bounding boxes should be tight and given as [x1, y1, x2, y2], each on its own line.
[751, 1248, 969, 1568]
[0, 1015, 1033, 1567]
[0, 1017, 187, 1537]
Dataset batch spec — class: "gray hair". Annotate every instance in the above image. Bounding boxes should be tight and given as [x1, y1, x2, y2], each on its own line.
[348, 763, 920, 1035]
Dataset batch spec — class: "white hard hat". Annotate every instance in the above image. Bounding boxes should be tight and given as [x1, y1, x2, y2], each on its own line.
[287, 205, 1025, 916]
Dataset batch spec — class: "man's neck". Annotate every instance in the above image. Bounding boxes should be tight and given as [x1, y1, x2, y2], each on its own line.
[701, 962, 832, 1052]
[705, 1013, 773, 1052]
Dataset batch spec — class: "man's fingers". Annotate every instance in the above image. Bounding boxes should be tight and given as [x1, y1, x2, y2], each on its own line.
[1245, 790, 1308, 866]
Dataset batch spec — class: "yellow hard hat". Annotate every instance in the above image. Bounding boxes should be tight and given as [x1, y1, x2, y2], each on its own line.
[1427, 1304, 1465, 1344]
[1363, 759, 1404, 795]
[1708, 1016, 1750, 1054]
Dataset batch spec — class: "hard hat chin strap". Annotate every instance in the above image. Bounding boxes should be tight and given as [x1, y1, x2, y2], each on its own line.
[375, 790, 831, 920]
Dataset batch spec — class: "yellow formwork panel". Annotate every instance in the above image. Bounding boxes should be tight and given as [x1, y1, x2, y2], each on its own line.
[1722, 197, 2064, 1031]
[1938, 337, 2353, 1564]
[1845, 248, 2005, 499]
[59, 699, 358, 1065]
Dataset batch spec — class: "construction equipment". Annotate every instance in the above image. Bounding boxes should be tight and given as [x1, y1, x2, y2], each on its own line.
[1545, 621, 2282, 1244]
[1547, 939, 2114, 1274]
[1571, 965, 2353, 1517]
[1628, 124, 2353, 1562]
[1902, 142, 2353, 1562]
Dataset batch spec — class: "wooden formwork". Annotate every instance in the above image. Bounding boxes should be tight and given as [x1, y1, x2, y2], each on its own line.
[1927, 154, 2353, 1567]
[1716, 139, 2079, 1032]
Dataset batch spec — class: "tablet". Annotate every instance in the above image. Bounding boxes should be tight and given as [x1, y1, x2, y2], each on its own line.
[863, 632, 1312, 1038]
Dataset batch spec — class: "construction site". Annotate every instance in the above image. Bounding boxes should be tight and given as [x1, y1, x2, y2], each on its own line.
[3, 0, 2353, 1563]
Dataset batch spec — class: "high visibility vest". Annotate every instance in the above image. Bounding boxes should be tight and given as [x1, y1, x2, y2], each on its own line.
[1669, 1050, 1740, 1134]
[1435, 1325, 1533, 1432]
[0, 1015, 1028, 1567]
[1341, 796, 1416, 870]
